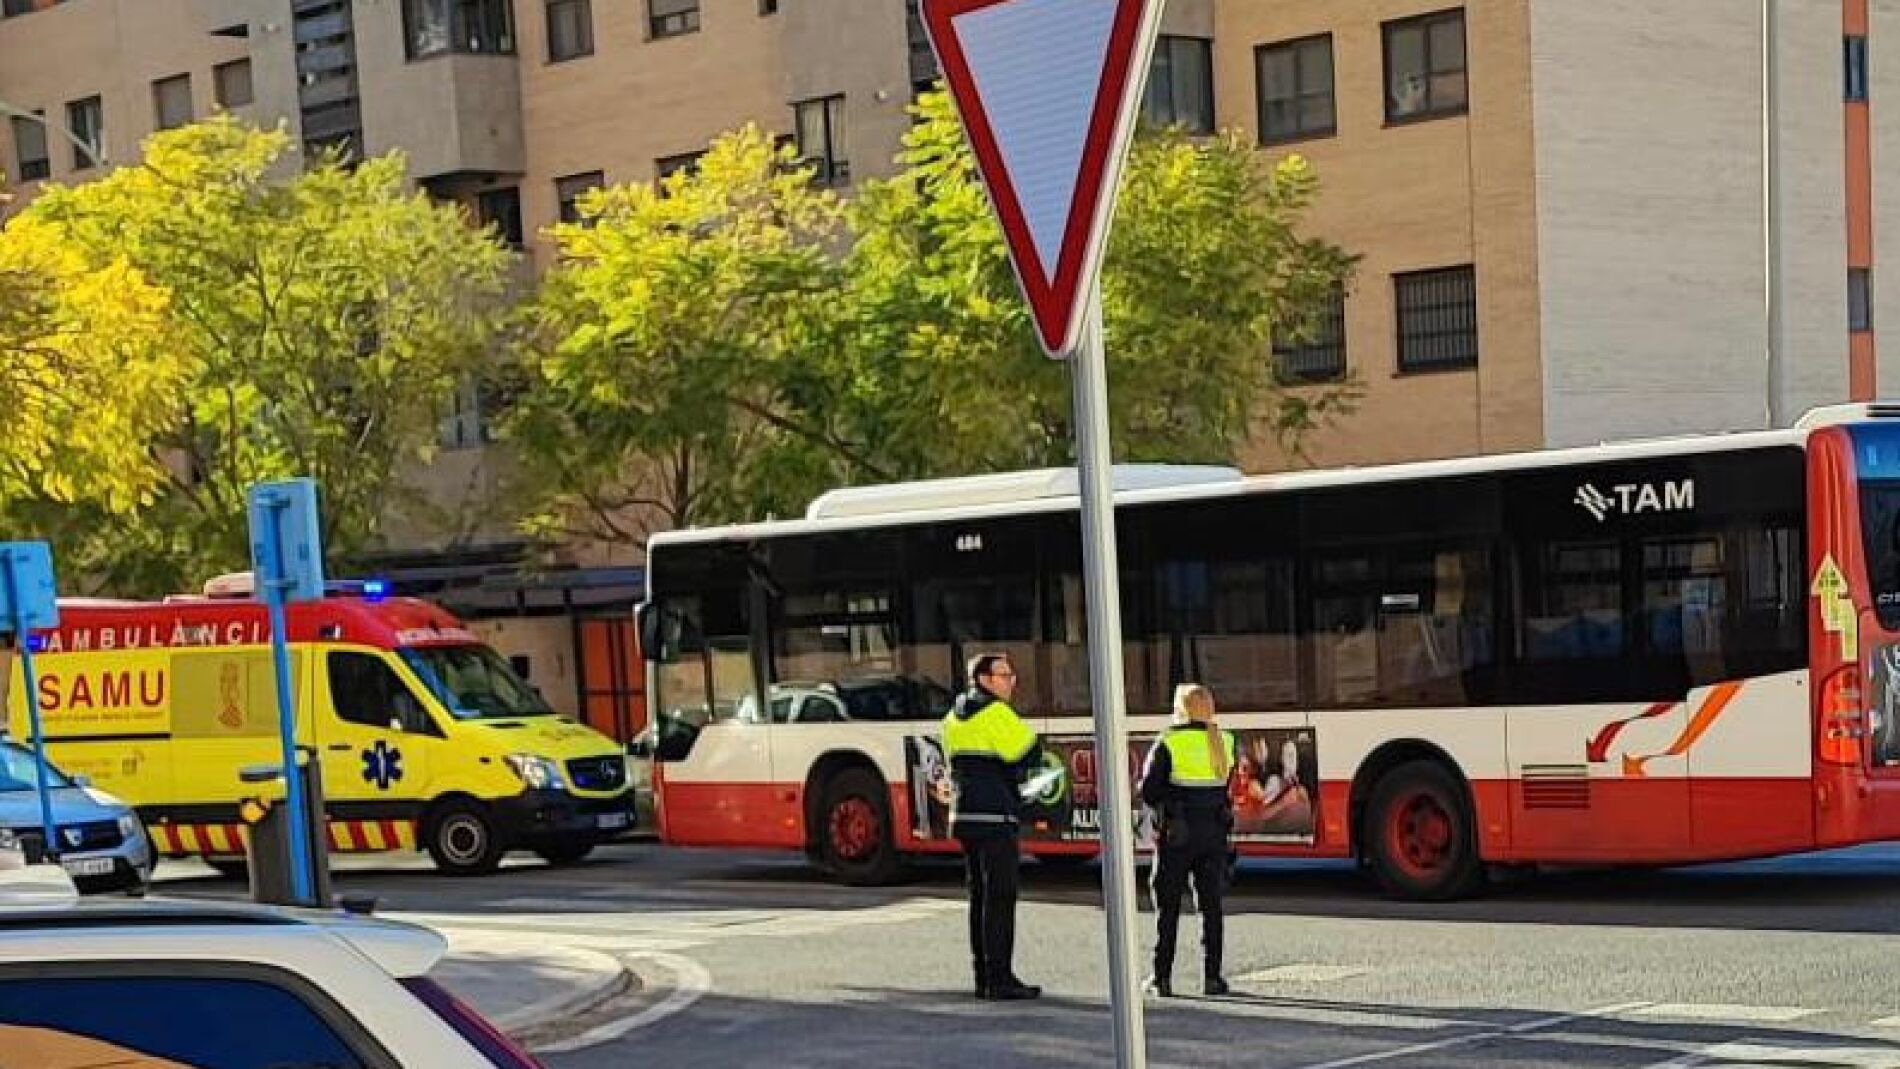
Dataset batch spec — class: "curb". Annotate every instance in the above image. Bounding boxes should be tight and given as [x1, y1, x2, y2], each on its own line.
[431, 931, 635, 1035]
[487, 944, 634, 1034]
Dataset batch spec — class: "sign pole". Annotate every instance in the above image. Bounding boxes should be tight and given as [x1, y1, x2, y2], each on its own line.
[1070, 290, 1149, 1068]
[255, 493, 316, 906]
[1, 561, 58, 862]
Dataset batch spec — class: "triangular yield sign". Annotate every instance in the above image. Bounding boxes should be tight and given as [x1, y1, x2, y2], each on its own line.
[922, 0, 1163, 357]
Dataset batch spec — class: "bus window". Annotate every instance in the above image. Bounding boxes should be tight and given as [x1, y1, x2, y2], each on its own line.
[1309, 544, 1495, 708]
[648, 592, 757, 759]
[1153, 557, 1299, 711]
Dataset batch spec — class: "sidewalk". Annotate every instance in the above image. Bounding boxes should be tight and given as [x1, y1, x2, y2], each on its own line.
[426, 927, 633, 1035]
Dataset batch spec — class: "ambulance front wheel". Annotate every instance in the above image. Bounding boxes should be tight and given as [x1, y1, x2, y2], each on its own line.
[426, 799, 505, 876]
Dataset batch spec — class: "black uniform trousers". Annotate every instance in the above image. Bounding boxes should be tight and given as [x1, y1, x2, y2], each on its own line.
[1151, 820, 1227, 981]
[959, 832, 1020, 983]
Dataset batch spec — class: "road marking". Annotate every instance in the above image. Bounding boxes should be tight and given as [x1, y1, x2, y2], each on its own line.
[1236, 964, 1368, 985]
[1283, 1002, 1652, 1069]
[1872, 1018, 1900, 1029]
[1644, 1041, 1900, 1068]
[1628, 1004, 1822, 1024]
[531, 951, 713, 1055]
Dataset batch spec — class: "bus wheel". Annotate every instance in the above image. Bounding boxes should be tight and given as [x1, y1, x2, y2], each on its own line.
[819, 769, 902, 886]
[1365, 760, 1484, 901]
[426, 800, 505, 876]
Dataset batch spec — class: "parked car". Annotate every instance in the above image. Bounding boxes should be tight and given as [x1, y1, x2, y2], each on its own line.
[0, 872, 546, 1067]
[0, 739, 151, 895]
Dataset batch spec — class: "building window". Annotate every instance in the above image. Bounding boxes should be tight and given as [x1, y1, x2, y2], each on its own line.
[556, 170, 605, 224]
[215, 58, 255, 108]
[656, 151, 705, 182]
[1256, 34, 1335, 144]
[794, 94, 849, 186]
[1851, 267, 1874, 332]
[906, 0, 938, 94]
[65, 95, 102, 170]
[0, 0, 32, 15]
[403, 0, 515, 59]
[1395, 266, 1478, 372]
[476, 187, 524, 248]
[760, 0, 778, 13]
[547, 0, 592, 61]
[10, 115, 49, 182]
[1143, 36, 1214, 134]
[152, 74, 194, 131]
[1274, 286, 1347, 382]
[1847, 35, 1870, 103]
[649, 0, 699, 39]
[1384, 8, 1467, 123]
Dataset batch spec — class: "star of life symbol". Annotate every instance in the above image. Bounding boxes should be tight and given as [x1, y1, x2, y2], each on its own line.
[362, 741, 404, 790]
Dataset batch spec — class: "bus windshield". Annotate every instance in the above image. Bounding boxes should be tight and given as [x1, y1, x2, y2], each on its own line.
[399, 645, 554, 720]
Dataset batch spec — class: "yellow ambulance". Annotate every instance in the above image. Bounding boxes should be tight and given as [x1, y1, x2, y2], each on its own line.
[5, 577, 635, 875]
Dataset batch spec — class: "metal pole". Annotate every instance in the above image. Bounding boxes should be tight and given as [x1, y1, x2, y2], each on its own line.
[1070, 291, 1149, 1069]
[260, 502, 317, 905]
[1764, 0, 1787, 428]
[3, 562, 58, 863]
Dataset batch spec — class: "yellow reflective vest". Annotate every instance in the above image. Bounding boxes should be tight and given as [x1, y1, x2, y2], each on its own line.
[1160, 724, 1237, 789]
[941, 695, 1038, 829]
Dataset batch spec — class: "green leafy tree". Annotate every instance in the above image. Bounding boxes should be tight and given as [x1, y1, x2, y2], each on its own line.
[0, 209, 181, 517]
[507, 93, 1355, 551]
[838, 91, 1357, 480]
[7, 119, 510, 593]
[505, 125, 852, 549]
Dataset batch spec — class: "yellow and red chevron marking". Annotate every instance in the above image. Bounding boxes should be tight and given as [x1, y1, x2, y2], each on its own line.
[151, 819, 416, 856]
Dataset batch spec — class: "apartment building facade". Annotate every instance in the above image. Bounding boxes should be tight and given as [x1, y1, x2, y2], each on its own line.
[2, 0, 1895, 731]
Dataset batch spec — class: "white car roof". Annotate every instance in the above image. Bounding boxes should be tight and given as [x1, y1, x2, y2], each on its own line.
[0, 878, 446, 979]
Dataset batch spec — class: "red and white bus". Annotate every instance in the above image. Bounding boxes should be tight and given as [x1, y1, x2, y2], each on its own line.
[638, 404, 1900, 899]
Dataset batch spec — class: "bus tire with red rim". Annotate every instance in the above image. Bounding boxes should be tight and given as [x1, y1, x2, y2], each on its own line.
[1364, 760, 1484, 901]
[819, 768, 902, 886]
[425, 799, 506, 876]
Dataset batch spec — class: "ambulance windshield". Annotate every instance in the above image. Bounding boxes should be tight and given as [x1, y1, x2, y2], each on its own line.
[400, 645, 555, 720]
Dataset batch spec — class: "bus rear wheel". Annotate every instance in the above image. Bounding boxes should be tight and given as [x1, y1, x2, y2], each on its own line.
[1364, 760, 1484, 901]
[819, 768, 902, 886]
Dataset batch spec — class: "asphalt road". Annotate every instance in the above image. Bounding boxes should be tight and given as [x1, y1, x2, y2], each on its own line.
[158, 843, 1900, 1068]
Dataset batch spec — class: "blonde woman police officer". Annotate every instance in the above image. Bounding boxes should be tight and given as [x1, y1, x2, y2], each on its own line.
[1139, 684, 1237, 997]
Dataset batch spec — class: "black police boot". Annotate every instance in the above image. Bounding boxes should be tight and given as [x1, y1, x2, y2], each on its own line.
[986, 974, 1042, 1001]
[1204, 975, 1231, 997]
[973, 963, 991, 999]
[1143, 974, 1173, 998]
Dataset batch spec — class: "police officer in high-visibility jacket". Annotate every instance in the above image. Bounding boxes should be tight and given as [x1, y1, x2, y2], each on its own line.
[1139, 683, 1237, 998]
[942, 652, 1043, 1001]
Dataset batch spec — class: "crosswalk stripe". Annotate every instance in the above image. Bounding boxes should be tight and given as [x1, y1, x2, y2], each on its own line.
[1627, 1003, 1821, 1023]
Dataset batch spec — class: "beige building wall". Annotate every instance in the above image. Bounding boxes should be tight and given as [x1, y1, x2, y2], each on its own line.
[468, 615, 581, 717]
[0, 0, 250, 199]
[1530, 0, 1848, 447]
[1218, 0, 1545, 473]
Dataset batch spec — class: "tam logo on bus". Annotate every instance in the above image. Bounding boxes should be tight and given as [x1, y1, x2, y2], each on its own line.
[1573, 479, 1695, 522]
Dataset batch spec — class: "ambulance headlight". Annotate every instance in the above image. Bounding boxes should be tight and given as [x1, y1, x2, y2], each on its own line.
[504, 754, 567, 791]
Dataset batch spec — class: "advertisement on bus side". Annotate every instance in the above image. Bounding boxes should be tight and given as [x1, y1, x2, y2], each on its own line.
[905, 728, 1319, 845]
